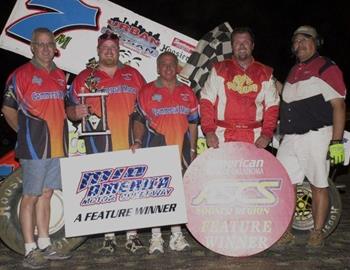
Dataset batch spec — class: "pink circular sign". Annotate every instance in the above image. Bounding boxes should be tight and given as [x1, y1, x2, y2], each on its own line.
[184, 142, 295, 257]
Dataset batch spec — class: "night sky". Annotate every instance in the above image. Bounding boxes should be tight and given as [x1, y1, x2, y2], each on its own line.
[1, 0, 349, 96]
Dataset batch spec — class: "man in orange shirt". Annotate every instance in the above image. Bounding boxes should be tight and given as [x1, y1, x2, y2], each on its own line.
[132, 51, 199, 254]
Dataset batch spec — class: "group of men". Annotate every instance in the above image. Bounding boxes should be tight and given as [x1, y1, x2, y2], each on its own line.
[1, 23, 346, 269]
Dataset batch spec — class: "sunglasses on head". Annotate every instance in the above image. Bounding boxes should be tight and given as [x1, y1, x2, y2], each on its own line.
[98, 32, 119, 41]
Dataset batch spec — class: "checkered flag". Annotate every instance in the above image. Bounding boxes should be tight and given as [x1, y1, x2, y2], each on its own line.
[180, 22, 233, 94]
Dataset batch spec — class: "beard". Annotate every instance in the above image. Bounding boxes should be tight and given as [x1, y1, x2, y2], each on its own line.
[99, 57, 117, 67]
[235, 50, 251, 62]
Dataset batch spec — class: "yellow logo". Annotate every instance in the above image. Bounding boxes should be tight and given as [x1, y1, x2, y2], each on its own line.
[226, 74, 258, 94]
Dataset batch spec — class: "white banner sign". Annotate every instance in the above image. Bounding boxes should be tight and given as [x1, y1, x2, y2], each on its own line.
[60, 145, 187, 237]
[0, 0, 197, 82]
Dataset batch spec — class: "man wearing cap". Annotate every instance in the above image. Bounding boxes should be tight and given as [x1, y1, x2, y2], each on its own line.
[276, 25, 347, 248]
[200, 27, 280, 149]
[66, 31, 146, 254]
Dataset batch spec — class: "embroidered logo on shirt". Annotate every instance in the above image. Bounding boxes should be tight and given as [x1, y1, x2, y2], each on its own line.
[32, 75, 43, 86]
[57, 79, 65, 87]
[122, 73, 132, 81]
[152, 94, 162, 102]
[226, 74, 258, 94]
[180, 93, 190, 101]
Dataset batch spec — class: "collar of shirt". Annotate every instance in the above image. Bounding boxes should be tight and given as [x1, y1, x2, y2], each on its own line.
[154, 77, 181, 88]
[297, 52, 319, 65]
[31, 57, 57, 71]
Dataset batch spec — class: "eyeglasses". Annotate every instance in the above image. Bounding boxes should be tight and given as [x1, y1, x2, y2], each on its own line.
[32, 42, 56, 49]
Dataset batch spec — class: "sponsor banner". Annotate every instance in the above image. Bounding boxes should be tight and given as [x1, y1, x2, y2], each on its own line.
[67, 120, 86, 157]
[184, 142, 295, 257]
[60, 145, 187, 237]
[0, 0, 197, 82]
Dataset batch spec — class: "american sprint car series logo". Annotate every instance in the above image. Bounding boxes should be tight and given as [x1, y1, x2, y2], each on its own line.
[192, 179, 282, 207]
[76, 164, 174, 206]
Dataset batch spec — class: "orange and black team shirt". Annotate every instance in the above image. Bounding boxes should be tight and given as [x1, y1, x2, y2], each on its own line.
[68, 62, 145, 153]
[137, 78, 199, 158]
[2, 59, 68, 159]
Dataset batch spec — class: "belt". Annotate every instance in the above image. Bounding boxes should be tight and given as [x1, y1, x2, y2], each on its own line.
[216, 120, 262, 129]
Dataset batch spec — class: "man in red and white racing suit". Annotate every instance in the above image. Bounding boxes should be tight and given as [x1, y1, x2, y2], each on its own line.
[200, 27, 279, 148]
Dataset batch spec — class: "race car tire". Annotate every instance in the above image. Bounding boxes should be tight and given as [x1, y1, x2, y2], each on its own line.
[0, 168, 87, 254]
[292, 178, 342, 238]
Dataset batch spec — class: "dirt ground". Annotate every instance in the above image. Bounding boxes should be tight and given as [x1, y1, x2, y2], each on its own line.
[1, 175, 350, 270]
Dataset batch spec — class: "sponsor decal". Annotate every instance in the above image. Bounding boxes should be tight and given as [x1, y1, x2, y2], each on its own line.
[171, 37, 195, 53]
[152, 94, 162, 102]
[32, 91, 65, 100]
[76, 164, 174, 206]
[102, 85, 137, 95]
[32, 75, 42, 86]
[121, 73, 132, 81]
[104, 17, 161, 58]
[184, 142, 295, 257]
[6, 0, 99, 44]
[159, 44, 190, 64]
[180, 93, 190, 101]
[227, 74, 258, 94]
[152, 105, 190, 116]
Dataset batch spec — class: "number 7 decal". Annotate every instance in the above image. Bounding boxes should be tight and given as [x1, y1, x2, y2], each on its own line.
[6, 0, 100, 43]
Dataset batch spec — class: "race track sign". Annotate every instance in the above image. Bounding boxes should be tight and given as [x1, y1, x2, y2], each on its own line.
[60, 145, 186, 237]
[184, 142, 295, 257]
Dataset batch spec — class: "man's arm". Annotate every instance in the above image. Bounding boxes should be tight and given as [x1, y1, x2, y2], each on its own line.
[327, 98, 346, 165]
[130, 109, 146, 152]
[261, 77, 280, 138]
[1, 106, 18, 132]
[330, 98, 346, 140]
[133, 119, 145, 145]
[188, 123, 198, 161]
[200, 68, 222, 148]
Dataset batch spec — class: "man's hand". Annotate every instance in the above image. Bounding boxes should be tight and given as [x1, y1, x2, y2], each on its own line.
[190, 149, 197, 161]
[255, 135, 271, 148]
[205, 132, 219, 148]
[328, 142, 345, 165]
[130, 139, 142, 153]
[66, 104, 89, 121]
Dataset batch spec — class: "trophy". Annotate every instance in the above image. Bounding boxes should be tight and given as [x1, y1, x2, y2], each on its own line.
[78, 58, 111, 136]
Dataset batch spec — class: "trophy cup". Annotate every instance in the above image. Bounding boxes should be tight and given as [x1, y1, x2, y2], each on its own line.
[78, 58, 111, 136]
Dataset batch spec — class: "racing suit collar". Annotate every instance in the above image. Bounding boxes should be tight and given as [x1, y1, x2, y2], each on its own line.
[231, 56, 255, 70]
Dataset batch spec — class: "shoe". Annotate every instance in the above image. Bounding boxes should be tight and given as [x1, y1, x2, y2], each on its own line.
[23, 249, 49, 269]
[125, 234, 146, 254]
[98, 238, 117, 254]
[149, 234, 164, 254]
[41, 245, 72, 260]
[169, 232, 190, 251]
[273, 230, 295, 249]
[307, 229, 324, 248]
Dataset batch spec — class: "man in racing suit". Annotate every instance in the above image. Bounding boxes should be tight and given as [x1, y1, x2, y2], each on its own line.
[200, 27, 279, 148]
